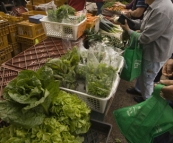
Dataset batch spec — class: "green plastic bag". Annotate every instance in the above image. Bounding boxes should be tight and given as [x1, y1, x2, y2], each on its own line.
[120, 32, 142, 81]
[113, 84, 173, 143]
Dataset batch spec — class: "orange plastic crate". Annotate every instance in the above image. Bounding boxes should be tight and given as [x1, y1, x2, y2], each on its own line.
[22, 11, 46, 20]
[17, 20, 45, 38]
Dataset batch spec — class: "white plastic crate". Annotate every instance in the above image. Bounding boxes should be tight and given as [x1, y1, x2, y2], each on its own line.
[60, 56, 124, 113]
[40, 16, 87, 40]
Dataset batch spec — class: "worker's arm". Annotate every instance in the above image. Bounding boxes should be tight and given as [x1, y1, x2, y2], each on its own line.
[124, 7, 145, 18]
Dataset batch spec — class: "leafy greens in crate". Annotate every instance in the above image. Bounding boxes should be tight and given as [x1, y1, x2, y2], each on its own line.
[0, 66, 91, 143]
[84, 29, 125, 51]
[46, 47, 80, 89]
[86, 63, 116, 97]
[47, 5, 86, 24]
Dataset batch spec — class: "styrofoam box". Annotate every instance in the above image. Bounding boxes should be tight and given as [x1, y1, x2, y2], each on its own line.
[60, 56, 124, 113]
[40, 16, 87, 40]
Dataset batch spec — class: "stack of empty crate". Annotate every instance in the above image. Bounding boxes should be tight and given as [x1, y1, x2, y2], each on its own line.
[0, 19, 13, 65]
[16, 20, 47, 51]
[8, 24, 21, 56]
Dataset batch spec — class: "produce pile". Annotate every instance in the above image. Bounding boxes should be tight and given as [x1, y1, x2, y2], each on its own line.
[101, 0, 126, 15]
[0, 50, 91, 142]
[83, 28, 124, 51]
[47, 5, 86, 24]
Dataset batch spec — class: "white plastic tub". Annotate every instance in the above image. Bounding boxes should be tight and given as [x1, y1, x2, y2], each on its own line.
[40, 16, 87, 40]
[60, 56, 124, 113]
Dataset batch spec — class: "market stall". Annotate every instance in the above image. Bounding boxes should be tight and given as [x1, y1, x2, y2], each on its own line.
[0, 1, 127, 142]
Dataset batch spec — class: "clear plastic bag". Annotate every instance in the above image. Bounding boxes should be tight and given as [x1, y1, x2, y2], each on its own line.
[78, 41, 88, 64]
[62, 39, 72, 50]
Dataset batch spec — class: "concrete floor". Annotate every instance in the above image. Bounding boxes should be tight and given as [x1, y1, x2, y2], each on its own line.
[104, 79, 136, 143]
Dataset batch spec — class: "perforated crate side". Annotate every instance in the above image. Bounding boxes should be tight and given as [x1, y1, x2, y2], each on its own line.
[60, 71, 121, 113]
[54, 0, 66, 7]
[0, 35, 8, 49]
[8, 24, 17, 33]
[0, 26, 9, 37]
[16, 34, 47, 45]
[26, 3, 34, 11]
[17, 20, 45, 38]
[33, 0, 46, 5]
[11, 43, 22, 56]
[8, 32, 17, 43]
[0, 67, 19, 97]
[0, 19, 8, 29]
[4, 37, 67, 71]
[40, 16, 87, 40]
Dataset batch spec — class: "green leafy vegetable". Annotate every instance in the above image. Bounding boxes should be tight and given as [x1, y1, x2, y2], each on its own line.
[1, 67, 59, 128]
[46, 47, 80, 89]
[86, 63, 116, 97]
[0, 117, 84, 143]
[50, 90, 91, 135]
[47, 5, 76, 22]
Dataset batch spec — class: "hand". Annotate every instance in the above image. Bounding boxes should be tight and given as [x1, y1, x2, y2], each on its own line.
[123, 11, 131, 18]
[120, 20, 130, 32]
[159, 80, 173, 100]
[162, 59, 173, 77]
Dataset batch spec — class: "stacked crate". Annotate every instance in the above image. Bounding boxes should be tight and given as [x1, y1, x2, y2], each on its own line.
[54, 0, 66, 7]
[0, 19, 13, 65]
[16, 20, 46, 51]
[8, 24, 22, 56]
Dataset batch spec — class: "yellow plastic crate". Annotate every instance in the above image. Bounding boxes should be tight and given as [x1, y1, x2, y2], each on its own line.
[0, 18, 8, 28]
[33, 0, 46, 5]
[0, 45, 12, 65]
[0, 35, 8, 49]
[54, 0, 66, 7]
[8, 32, 17, 43]
[8, 24, 17, 32]
[16, 33, 47, 45]
[26, 3, 34, 11]
[21, 43, 33, 51]
[46, 0, 52, 2]
[17, 20, 45, 38]
[22, 11, 46, 20]
[0, 26, 9, 37]
[11, 42, 22, 56]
